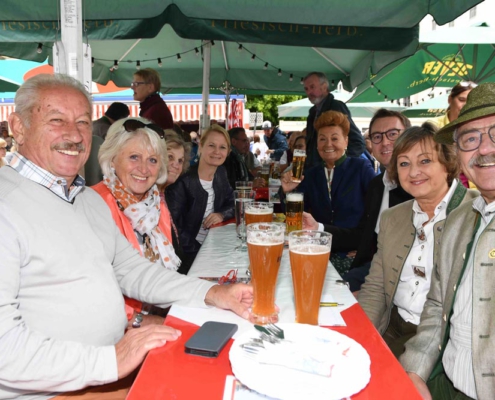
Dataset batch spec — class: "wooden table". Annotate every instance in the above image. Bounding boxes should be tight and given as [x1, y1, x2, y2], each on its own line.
[127, 224, 421, 400]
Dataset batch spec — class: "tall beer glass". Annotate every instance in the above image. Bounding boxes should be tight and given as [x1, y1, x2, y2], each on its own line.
[291, 149, 306, 183]
[286, 192, 304, 234]
[236, 181, 253, 191]
[234, 190, 256, 251]
[289, 230, 332, 325]
[245, 202, 273, 226]
[247, 223, 285, 324]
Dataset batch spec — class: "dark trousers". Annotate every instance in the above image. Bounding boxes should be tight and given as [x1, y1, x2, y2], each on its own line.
[428, 371, 475, 400]
[342, 262, 371, 292]
[383, 305, 418, 359]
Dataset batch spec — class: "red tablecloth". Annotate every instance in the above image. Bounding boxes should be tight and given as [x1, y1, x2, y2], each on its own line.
[127, 304, 421, 399]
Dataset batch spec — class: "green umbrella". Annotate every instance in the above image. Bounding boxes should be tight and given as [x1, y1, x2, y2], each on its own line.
[403, 94, 450, 118]
[278, 92, 404, 118]
[0, 76, 20, 92]
[350, 25, 495, 103]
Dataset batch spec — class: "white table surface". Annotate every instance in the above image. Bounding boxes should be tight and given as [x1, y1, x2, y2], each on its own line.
[169, 223, 357, 338]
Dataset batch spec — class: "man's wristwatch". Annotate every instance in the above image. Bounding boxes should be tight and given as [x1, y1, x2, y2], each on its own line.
[132, 313, 144, 328]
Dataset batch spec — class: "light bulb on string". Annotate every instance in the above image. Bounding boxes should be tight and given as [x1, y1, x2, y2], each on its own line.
[91, 57, 95, 67]
[278, 69, 282, 76]
[36, 43, 43, 54]
[263, 62, 268, 70]
[238, 44, 243, 52]
[289, 74, 293, 81]
[177, 54, 182, 62]
[157, 58, 162, 67]
[113, 60, 119, 70]
[251, 54, 256, 61]
[136, 60, 141, 70]
[195, 48, 199, 56]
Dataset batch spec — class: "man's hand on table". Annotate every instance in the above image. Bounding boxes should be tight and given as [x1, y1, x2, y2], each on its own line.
[407, 372, 432, 400]
[203, 212, 224, 229]
[205, 283, 254, 319]
[115, 325, 181, 379]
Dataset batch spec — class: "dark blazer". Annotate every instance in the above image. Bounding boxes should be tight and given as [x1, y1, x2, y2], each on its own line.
[283, 156, 375, 231]
[223, 147, 252, 190]
[324, 172, 413, 269]
[165, 165, 234, 255]
[305, 93, 365, 169]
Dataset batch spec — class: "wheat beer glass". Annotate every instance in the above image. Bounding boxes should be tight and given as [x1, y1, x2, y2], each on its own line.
[286, 192, 304, 234]
[291, 149, 306, 183]
[234, 190, 256, 251]
[247, 223, 285, 324]
[245, 202, 273, 226]
[289, 230, 332, 325]
[235, 181, 253, 191]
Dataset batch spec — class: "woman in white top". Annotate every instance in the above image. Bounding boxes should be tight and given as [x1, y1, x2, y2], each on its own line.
[358, 123, 479, 358]
[166, 125, 235, 272]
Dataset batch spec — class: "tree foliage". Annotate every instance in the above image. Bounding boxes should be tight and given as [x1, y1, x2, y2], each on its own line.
[246, 94, 303, 126]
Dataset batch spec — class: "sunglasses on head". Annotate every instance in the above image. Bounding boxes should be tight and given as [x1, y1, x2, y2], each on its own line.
[123, 119, 164, 139]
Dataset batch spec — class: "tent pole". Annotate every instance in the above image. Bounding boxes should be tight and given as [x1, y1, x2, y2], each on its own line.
[200, 40, 211, 136]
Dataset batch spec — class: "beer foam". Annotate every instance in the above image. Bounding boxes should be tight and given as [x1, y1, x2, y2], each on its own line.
[287, 192, 304, 202]
[247, 238, 284, 245]
[293, 149, 306, 157]
[246, 208, 273, 215]
[290, 244, 330, 255]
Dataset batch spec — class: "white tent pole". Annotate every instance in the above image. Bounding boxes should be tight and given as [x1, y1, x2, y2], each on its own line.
[200, 40, 211, 136]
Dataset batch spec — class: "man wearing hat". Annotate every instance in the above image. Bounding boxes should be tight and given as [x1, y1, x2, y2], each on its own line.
[92, 102, 130, 140]
[262, 120, 288, 161]
[401, 83, 495, 400]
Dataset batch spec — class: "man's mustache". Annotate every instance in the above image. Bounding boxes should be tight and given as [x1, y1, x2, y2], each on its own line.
[468, 154, 495, 168]
[52, 142, 86, 153]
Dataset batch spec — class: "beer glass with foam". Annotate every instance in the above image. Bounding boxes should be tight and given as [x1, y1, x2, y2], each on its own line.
[235, 181, 253, 191]
[291, 149, 306, 183]
[234, 190, 256, 251]
[286, 192, 304, 234]
[245, 202, 273, 226]
[289, 230, 332, 325]
[247, 223, 285, 324]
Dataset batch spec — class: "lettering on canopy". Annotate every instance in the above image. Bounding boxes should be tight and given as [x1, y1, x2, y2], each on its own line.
[407, 55, 473, 89]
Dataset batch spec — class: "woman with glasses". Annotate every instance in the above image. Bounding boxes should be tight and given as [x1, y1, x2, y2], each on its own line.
[358, 123, 478, 358]
[281, 110, 376, 275]
[132, 68, 174, 130]
[166, 125, 235, 272]
[92, 118, 184, 327]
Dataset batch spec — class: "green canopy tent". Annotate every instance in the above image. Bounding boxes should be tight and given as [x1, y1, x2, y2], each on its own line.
[277, 92, 405, 118]
[402, 93, 450, 118]
[350, 24, 495, 103]
[0, 76, 20, 93]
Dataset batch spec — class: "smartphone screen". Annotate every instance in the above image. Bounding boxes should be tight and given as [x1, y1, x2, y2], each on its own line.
[185, 321, 238, 358]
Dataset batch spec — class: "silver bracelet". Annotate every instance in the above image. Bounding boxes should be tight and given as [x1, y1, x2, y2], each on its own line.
[132, 313, 144, 328]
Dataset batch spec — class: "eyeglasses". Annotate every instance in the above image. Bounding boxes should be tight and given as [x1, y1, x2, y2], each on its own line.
[455, 127, 495, 152]
[130, 81, 148, 87]
[369, 128, 401, 144]
[123, 119, 165, 139]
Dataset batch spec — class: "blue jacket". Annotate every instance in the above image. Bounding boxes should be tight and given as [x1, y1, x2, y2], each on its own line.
[263, 128, 288, 161]
[288, 157, 376, 229]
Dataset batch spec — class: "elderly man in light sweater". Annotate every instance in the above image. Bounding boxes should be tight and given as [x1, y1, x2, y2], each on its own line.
[0, 74, 252, 400]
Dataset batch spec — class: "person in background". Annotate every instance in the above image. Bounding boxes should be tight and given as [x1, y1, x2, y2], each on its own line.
[0, 74, 253, 400]
[362, 130, 380, 173]
[252, 134, 268, 161]
[262, 120, 288, 161]
[358, 123, 477, 358]
[281, 110, 375, 275]
[279, 131, 306, 171]
[189, 131, 200, 166]
[92, 102, 130, 140]
[303, 71, 365, 169]
[166, 125, 235, 271]
[0, 138, 7, 167]
[132, 68, 173, 130]
[429, 81, 478, 189]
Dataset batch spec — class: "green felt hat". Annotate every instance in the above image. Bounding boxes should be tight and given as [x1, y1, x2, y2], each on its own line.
[435, 83, 495, 144]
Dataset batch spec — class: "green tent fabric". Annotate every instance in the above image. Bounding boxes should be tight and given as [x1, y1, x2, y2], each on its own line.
[402, 93, 450, 118]
[0, 76, 20, 93]
[0, 0, 481, 27]
[350, 25, 495, 103]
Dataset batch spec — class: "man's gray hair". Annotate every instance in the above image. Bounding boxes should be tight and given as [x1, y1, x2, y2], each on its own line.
[98, 117, 169, 185]
[14, 74, 92, 127]
[303, 72, 329, 87]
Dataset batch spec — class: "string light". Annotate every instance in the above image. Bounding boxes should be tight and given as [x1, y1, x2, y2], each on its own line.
[300, 78, 304, 84]
[113, 60, 119, 70]
[263, 62, 268, 70]
[289, 74, 293, 81]
[331, 80, 335, 86]
[91, 57, 95, 67]
[37, 43, 43, 54]
[371, 82, 375, 88]
[177, 53, 182, 62]
[278, 69, 282, 76]
[251, 54, 256, 61]
[136, 60, 141, 70]
[384, 95, 388, 101]
[378, 90, 381, 95]
[195, 48, 199, 56]
[157, 58, 162, 67]
[211, 40, 215, 46]
[238, 44, 243, 52]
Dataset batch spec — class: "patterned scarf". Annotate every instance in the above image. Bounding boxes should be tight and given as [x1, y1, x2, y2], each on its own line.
[104, 172, 180, 270]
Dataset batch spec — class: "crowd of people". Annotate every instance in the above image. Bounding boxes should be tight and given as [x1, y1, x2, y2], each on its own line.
[1, 69, 494, 400]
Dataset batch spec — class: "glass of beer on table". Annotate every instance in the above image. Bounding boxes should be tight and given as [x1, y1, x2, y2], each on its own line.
[289, 230, 332, 325]
[234, 190, 256, 252]
[291, 149, 306, 183]
[245, 202, 273, 226]
[247, 223, 285, 324]
[236, 181, 253, 191]
[286, 192, 304, 234]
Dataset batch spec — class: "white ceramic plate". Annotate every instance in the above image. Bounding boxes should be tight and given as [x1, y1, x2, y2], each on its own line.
[229, 323, 370, 400]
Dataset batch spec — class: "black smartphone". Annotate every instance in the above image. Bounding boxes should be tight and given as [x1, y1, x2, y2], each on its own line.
[184, 321, 238, 358]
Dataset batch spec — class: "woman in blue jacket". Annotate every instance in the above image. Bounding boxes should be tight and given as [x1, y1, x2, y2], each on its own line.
[281, 111, 376, 274]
